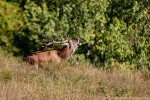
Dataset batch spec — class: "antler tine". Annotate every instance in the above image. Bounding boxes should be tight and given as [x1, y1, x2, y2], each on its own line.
[64, 34, 69, 40]
[64, 34, 67, 40]
[42, 39, 52, 44]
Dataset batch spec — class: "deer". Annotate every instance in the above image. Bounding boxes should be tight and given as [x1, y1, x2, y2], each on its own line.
[23, 38, 80, 69]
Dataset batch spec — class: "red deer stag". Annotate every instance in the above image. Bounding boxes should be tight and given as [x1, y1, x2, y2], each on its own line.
[23, 38, 80, 69]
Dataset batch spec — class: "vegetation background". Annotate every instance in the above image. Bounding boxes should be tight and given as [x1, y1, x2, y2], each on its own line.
[0, 0, 150, 99]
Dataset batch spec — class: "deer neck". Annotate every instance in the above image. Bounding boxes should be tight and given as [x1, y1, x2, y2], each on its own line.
[58, 46, 73, 60]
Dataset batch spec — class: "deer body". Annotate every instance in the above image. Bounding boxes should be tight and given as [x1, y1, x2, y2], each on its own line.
[23, 38, 79, 68]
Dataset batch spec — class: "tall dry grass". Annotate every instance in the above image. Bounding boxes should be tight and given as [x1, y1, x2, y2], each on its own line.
[0, 53, 150, 100]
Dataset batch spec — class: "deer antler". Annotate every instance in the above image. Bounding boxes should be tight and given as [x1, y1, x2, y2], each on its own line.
[42, 34, 69, 46]
[42, 39, 68, 47]
[41, 40, 68, 51]
[41, 34, 69, 51]
[45, 41, 68, 46]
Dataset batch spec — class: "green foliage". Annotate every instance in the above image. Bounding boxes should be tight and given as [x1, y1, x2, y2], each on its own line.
[88, 0, 150, 70]
[14, 2, 57, 55]
[0, 0, 150, 70]
[91, 18, 133, 64]
[0, 0, 23, 53]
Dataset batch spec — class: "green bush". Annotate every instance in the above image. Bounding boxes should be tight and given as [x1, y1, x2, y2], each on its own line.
[88, 0, 150, 70]
[0, 0, 150, 71]
[0, 0, 23, 53]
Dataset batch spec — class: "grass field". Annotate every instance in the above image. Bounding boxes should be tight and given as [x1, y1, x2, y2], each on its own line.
[0, 53, 150, 100]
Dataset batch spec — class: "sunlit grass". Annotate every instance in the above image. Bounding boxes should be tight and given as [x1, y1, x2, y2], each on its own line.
[0, 53, 149, 100]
